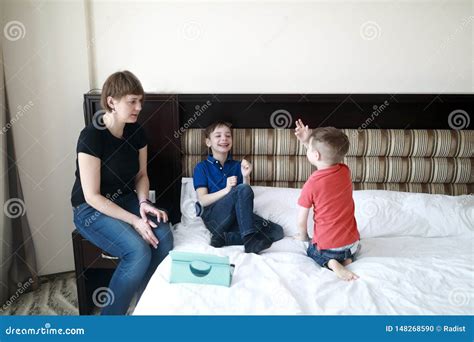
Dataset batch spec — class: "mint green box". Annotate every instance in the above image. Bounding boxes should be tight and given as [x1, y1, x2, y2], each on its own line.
[169, 251, 232, 287]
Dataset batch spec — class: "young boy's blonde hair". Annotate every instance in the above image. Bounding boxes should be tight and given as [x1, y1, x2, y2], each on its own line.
[309, 127, 349, 164]
[100, 70, 144, 112]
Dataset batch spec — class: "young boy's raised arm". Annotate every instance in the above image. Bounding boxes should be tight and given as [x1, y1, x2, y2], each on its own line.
[294, 205, 310, 241]
[294, 119, 312, 148]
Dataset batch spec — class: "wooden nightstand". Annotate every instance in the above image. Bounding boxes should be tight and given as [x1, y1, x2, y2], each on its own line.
[72, 230, 119, 315]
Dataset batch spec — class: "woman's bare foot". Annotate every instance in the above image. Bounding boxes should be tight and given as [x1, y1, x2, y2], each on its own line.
[327, 259, 359, 281]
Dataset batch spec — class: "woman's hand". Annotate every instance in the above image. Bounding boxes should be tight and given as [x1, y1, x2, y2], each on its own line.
[132, 216, 159, 248]
[295, 119, 312, 146]
[241, 159, 252, 178]
[139, 201, 168, 226]
[225, 176, 238, 193]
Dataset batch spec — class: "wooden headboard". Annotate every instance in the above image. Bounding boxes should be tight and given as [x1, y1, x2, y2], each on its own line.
[83, 93, 473, 222]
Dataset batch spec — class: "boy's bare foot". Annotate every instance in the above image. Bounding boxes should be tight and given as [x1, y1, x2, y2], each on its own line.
[342, 258, 352, 266]
[327, 259, 359, 281]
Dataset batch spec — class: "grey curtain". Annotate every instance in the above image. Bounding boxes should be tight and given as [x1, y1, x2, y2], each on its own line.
[0, 34, 39, 310]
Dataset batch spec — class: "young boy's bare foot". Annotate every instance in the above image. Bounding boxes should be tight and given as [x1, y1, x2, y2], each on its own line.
[327, 259, 359, 281]
[342, 258, 352, 266]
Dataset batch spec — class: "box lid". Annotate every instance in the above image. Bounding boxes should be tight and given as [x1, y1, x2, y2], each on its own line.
[170, 251, 230, 266]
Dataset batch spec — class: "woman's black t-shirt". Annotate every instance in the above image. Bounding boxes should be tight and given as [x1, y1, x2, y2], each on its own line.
[71, 123, 147, 207]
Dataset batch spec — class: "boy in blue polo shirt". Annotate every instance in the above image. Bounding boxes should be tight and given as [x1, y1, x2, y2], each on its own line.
[193, 121, 284, 254]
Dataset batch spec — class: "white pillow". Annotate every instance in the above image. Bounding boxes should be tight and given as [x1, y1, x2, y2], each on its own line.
[180, 178, 473, 238]
[252, 186, 314, 238]
[180, 178, 313, 237]
[180, 178, 202, 226]
[353, 190, 474, 238]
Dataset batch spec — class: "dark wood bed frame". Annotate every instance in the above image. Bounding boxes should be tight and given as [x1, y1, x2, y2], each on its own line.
[73, 92, 472, 314]
[82, 92, 473, 222]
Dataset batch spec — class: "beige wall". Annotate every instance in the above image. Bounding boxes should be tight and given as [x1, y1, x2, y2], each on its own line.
[1, 0, 473, 275]
[2, 0, 89, 275]
[90, 1, 473, 93]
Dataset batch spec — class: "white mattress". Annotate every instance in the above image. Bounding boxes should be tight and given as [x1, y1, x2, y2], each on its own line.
[133, 179, 473, 315]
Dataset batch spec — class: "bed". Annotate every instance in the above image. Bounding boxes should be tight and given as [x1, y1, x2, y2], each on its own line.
[133, 122, 473, 315]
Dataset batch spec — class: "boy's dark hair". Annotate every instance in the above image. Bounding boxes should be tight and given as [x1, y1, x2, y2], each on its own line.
[310, 127, 349, 163]
[100, 70, 145, 111]
[204, 121, 232, 139]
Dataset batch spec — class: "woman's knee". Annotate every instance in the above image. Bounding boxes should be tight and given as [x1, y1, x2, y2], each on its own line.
[121, 238, 152, 269]
[153, 222, 174, 253]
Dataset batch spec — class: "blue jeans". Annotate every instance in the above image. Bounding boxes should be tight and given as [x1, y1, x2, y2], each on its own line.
[73, 193, 174, 315]
[307, 242, 360, 268]
[201, 184, 284, 245]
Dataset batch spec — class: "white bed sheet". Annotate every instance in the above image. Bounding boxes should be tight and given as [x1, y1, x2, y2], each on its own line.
[134, 225, 473, 315]
[133, 180, 473, 315]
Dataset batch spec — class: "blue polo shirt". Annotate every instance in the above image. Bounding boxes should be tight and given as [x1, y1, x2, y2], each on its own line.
[193, 154, 243, 193]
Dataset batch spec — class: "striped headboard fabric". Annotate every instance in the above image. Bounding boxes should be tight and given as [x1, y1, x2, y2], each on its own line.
[182, 129, 473, 195]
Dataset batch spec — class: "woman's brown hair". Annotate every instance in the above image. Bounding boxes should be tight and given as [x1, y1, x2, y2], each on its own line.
[100, 70, 145, 111]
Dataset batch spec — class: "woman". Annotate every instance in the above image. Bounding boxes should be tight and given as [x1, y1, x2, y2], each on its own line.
[71, 71, 173, 315]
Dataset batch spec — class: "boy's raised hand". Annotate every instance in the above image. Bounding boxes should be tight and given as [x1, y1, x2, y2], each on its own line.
[295, 119, 312, 145]
[241, 158, 252, 177]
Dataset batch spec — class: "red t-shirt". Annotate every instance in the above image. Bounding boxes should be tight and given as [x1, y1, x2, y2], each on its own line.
[298, 163, 359, 249]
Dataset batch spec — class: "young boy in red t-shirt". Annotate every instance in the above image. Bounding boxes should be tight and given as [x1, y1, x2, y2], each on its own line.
[294, 119, 360, 281]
